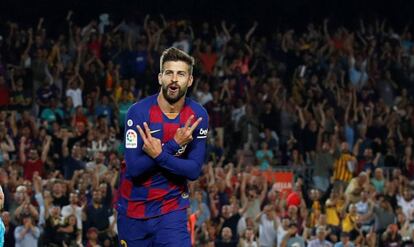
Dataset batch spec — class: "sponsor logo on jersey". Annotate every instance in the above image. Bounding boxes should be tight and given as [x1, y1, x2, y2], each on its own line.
[149, 129, 161, 134]
[175, 144, 188, 156]
[197, 128, 208, 138]
[125, 129, 138, 148]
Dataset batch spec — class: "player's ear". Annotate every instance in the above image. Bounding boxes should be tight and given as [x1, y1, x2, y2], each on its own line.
[188, 75, 193, 87]
[158, 72, 162, 85]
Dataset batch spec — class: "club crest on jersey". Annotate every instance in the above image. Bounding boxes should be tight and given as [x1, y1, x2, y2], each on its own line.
[181, 192, 189, 199]
[125, 129, 137, 148]
[127, 119, 133, 127]
[120, 240, 128, 247]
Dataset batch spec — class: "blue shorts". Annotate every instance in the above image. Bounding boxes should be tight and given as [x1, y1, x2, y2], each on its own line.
[117, 209, 191, 247]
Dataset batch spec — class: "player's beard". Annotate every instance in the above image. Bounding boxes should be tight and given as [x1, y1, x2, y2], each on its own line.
[161, 82, 187, 104]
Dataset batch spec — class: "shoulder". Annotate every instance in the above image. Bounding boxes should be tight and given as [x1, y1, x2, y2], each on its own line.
[127, 94, 157, 115]
[186, 97, 209, 119]
[15, 225, 24, 231]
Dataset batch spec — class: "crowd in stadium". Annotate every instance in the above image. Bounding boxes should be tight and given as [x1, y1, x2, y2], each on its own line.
[0, 10, 414, 247]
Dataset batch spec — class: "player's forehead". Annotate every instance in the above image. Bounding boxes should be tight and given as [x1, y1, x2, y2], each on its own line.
[161, 61, 190, 73]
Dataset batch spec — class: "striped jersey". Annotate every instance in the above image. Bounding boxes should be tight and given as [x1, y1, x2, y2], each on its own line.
[117, 94, 209, 219]
[333, 153, 354, 182]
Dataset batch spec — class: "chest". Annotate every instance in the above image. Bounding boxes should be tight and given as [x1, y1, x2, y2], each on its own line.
[148, 121, 183, 144]
[148, 105, 196, 144]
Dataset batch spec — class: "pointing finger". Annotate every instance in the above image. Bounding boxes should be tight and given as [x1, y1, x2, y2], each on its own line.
[143, 122, 152, 138]
[184, 115, 194, 129]
[137, 125, 147, 143]
[189, 117, 202, 133]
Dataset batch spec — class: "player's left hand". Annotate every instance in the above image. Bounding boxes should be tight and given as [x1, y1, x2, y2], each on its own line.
[137, 122, 162, 158]
[173, 115, 202, 146]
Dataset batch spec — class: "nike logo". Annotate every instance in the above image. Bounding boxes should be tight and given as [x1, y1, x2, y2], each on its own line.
[149, 129, 161, 134]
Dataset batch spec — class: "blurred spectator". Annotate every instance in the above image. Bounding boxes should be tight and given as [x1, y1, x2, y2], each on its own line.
[215, 226, 237, 247]
[14, 214, 40, 247]
[85, 227, 101, 247]
[308, 226, 332, 247]
[84, 189, 112, 240]
[255, 204, 277, 247]
[281, 223, 306, 247]
[333, 232, 354, 247]
[2, 211, 15, 247]
[61, 192, 83, 230]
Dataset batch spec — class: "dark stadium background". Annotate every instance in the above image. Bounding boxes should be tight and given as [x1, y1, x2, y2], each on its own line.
[1, 0, 414, 36]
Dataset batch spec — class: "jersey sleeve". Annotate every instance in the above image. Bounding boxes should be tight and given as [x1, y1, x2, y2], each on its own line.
[162, 139, 181, 155]
[154, 109, 209, 180]
[124, 104, 156, 177]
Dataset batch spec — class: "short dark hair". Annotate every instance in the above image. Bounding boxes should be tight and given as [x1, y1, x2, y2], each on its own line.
[160, 47, 195, 74]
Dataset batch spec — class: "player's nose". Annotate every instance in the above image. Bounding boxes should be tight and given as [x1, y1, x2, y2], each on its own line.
[171, 73, 179, 82]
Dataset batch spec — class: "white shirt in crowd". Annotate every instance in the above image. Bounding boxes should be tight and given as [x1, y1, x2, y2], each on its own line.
[61, 204, 83, 230]
[397, 195, 414, 221]
[195, 90, 213, 106]
[276, 222, 288, 247]
[66, 88, 83, 107]
[259, 214, 277, 247]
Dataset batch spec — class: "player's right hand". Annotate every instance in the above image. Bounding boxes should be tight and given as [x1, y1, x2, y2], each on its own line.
[173, 115, 202, 146]
[137, 122, 163, 159]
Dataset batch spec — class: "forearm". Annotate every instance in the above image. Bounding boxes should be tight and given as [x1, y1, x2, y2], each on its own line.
[155, 151, 202, 180]
[4, 142, 15, 152]
[17, 228, 27, 240]
[19, 144, 26, 163]
[125, 150, 156, 177]
[31, 227, 40, 238]
[14, 204, 24, 218]
[35, 193, 45, 225]
[41, 140, 51, 161]
[58, 226, 72, 233]
[29, 205, 39, 219]
[162, 139, 182, 155]
[254, 212, 262, 223]
[154, 114, 207, 180]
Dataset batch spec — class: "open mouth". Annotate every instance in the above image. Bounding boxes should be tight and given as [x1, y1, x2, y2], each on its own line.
[168, 84, 179, 94]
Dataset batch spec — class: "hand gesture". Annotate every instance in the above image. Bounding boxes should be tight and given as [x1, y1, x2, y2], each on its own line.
[173, 115, 202, 146]
[24, 220, 31, 229]
[137, 122, 162, 158]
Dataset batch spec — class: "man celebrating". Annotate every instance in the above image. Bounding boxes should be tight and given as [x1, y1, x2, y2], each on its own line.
[117, 47, 209, 246]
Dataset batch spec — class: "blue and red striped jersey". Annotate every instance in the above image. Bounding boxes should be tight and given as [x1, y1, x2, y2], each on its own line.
[117, 94, 209, 219]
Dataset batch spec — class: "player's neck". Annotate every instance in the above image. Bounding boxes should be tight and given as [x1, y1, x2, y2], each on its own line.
[157, 93, 185, 114]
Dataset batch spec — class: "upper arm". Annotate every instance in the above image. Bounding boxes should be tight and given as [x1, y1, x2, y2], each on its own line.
[124, 104, 156, 177]
[14, 227, 22, 240]
[186, 109, 209, 170]
[33, 227, 41, 238]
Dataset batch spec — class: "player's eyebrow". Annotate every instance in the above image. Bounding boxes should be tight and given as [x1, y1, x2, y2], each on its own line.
[164, 69, 188, 75]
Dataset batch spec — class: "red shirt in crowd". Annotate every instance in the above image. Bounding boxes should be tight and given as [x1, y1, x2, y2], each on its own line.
[23, 159, 44, 180]
[199, 52, 218, 75]
[89, 40, 102, 58]
[0, 84, 10, 106]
